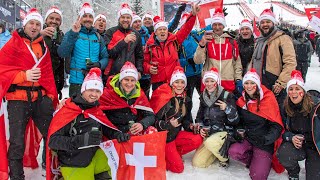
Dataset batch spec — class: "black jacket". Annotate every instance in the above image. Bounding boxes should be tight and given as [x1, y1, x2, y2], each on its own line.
[105, 26, 144, 75]
[237, 36, 254, 75]
[155, 96, 193, 142]
[48, 94, 117, 167]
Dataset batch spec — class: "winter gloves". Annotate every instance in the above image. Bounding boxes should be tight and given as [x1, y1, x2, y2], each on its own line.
[114, 131, 131, 143]
[177, 3, 187, 14]
[86, 62, 101, 69]
[219, 134, 236, 158]
[77, 129, 102, 148]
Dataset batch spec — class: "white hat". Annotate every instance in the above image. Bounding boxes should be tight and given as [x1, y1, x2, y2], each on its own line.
[94, 14, 107, 25]
[117, 3, 133, 20]
[202, 67, 220, 85]
[170, 66, 187, 87]
[23, 8, 44, 29]
[243, 68, 261, 90]
[153, 16, 168, 31]
[142, 13, 153, 21]
[286, 70, 306, 92]
[239, 19, 253, 32]
[119, 61, 139, 81]
[45, 6, 62, 22]
[79, 2, 95, 18]
[258, 9, 276, 24]
[131, 14, 142, 26]
[211, 8, 226, 27]
[81, 68, 103, 93]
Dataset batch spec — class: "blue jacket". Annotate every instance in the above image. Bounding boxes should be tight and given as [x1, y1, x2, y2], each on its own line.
[179, 25, 212, 77]
[0, 30, 11, 49]
[58, 26, 108, 84]
[139, 26, 150, 47]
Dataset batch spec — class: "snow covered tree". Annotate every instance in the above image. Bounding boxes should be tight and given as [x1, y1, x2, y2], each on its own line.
[131, 0, 143, 16]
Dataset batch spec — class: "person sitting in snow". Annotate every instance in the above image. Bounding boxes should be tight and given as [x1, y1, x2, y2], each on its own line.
[100, 61, 157, 136]
[46, 68, 129, 180]
[150, 66, 203, 173]
[192, 67, 239, 168]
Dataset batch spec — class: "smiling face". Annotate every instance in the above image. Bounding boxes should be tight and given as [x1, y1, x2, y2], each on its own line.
[155, 26, 168, 41]
[240, 26, 252, 39]
[204, 78, 218, 93]
[119, 14, 132, 29]
[143, 17, 153, 27]
[24, 19, 41, 40]
[243, 80, 258, 97]
[212, 23, 224, 36]
[94, 18, 106, 32]
[172, 79, 186, 95]
[45, 12, 62, 28]
[259, 19, 274, 36]
[120, 76, 137, 94]
[82, 89, 102, 103]
[132, 19, 142, 31]
[288, 84, 304, 104]
[81, 13, 94, 29]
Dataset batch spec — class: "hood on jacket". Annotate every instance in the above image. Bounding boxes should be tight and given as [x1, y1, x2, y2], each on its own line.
[109, 74, 141, 99]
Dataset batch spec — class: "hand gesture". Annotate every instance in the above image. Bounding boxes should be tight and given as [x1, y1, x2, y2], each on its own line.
[124, 33, 136, 43]
[199, 34, 213, 46]
[272, 84, 283, 95]
[150, 66, 158, 75]
[199, 128, 207, 138]
[191, 1, 201, 16]
[72, 19, 81, 33]
[129, 123, 143, 135]
[26, 68, 41, 82]
[215, 100, 227, 111]
[292, 135, 303, 149]
[40, 27, 55, 38]
[170, 117, 181, 128]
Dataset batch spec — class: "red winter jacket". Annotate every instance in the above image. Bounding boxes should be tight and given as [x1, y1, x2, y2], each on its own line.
[143, 14, 196, 84]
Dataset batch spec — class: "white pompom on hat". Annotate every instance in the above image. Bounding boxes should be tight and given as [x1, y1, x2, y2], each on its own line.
[211, 8, 226, 27]
[170, 66, 187, 88]
[119, 61, 139, 81]
[44, 6, 62, 22]
[79, 2, 95, 18]
[81, 68, 103, 93]
[23, 8, 44, 29]
[94, 14, 107, 25]
[258, 9, 276, 24]
[202, 67, 220, 85]
[286, 70, 306, 92]
[243, 68, 261, 90]
[153, 16, 168, 31]
[239, 19, 253, 32]
[117, 3, 133, 20]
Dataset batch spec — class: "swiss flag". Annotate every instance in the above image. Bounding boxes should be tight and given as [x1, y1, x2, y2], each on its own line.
[253, 17, 260, 38]
[100, 131, 167, 180]
[304, 7, 320, 20]
[197, 0, 223, 28]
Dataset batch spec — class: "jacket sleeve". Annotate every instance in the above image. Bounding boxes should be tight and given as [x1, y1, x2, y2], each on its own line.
[102, 126, 120, 140]
[193, 45, 207, 64]
[98, 40, 108, 70]
[105, 28, 128, 59]
[138, 109, 155, 130]
[168, 9, 182, 33]
[154, 102, 175, 131]
[175, 14, 196, 45]
[143, 45, 152, 74]
[224, 93, 240, 125]
[195, 98, 205, 123]
[57, 30, 78, 58]
[264, 121, 283, 145]
[276, 35, 297, 88]
[182, 99, 193, 132]
[233, 42, 243, 80]
[134, 33, 144, 73]
[12, 71, 27, 84]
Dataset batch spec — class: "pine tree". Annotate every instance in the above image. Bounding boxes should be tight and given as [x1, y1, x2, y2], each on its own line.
[131, 0, 143, 17]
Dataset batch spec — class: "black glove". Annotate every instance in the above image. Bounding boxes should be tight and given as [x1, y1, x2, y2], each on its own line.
[115, 132, 130, 143]
[86, 62, 101, 69]
[223, 7, 228, 17]
[80, 129, 102, 147]
[178, 3, 186, 13]
[219, 134, 236, 158]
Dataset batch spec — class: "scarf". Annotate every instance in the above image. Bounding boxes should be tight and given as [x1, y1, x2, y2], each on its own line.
[203, 86, 224, 107]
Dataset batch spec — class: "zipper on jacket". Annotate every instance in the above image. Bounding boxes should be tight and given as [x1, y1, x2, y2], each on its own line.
[87, 32, 91, 59]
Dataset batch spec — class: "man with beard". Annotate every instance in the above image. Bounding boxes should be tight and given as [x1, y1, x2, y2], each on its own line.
[237, 19, 255, 76]
[249, 9, 296, 114]
[58, 2, 108, 96]
[93, 14, 107, 42]
[104, 3, 143, 80]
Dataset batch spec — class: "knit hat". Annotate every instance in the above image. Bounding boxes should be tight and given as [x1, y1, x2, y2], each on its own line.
[142, 13, 153, 21]
[79, 2, 94, 18]
[202, 67, 220, 85]
[44, 6, 62, 22]
[286, 70, 306, 92]
[258, 9, 276, 24]
[211, 8, 226, 27]
[119, 61, 139, 81]
[117, 3, 133, 20]
[243, 68, 261, 90]
[81, 68, 103, 93]
[23, 8, 44, 28]
[131, 14, 142, 26]
[239, 19, 253, 32]
[153, 16, 168, 31]
[94, 14, 107, 25]
[170, 66, 187, 87]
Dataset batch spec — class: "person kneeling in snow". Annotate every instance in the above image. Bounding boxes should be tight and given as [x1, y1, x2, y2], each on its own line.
[46, 68, 129, 180]
[150, 66, 203, 173]
[100, 61, 157, 136]
[192, 67, 239, 168]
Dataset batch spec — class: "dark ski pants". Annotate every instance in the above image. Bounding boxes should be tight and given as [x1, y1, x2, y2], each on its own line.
[228, 139, 272, 180]
[186, 74, 201, 99]
[139, 78, 151, 99]
[296, 62, 308, 82]
[7, 97, 54, 180]
[277, 142, 320, 180]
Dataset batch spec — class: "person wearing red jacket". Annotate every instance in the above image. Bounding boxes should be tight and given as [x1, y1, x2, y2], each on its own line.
[143, 3, 200, 91]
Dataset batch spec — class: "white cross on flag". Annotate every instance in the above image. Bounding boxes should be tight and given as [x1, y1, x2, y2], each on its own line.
[100, 131, 167, 180]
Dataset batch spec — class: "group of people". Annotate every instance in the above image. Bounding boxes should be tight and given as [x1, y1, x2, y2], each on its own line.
[0, 2, 319, 180]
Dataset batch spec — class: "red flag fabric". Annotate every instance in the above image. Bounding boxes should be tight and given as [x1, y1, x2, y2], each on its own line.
[197, 0, 224, 28]
[304, 7, 320, 20]
[100, 131, 167, 180]
[149, 83, 173, 114]
[46, 98, 119, 180]
[0, 30, 58, 179]
[253, 17, 260, 38]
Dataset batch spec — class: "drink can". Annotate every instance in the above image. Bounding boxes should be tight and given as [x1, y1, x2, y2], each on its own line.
[86, 58, 91, 64]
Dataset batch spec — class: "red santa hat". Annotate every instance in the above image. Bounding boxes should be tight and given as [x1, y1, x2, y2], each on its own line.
[243, 68, 261, 90]
[94, 14, 107, 25]
[286, 70, 306, 92]
[142, 12, 153, 21]
[44, 6, 62, 22]
[81, 68, 103, 93]
[170, 66, 187, 87]
[258, 9, 276, 24]
[202, 67, 220, 85]
[117, 3, 133, 20]
[239, 19, 253, 32]
[79, 2, 95, 18]
[119, 61, 139, 81]
[23, 8, 44, 28]
[153, 16, 168, 31]
[211, 8, 226, 27]
[131, 14, 142, 26]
